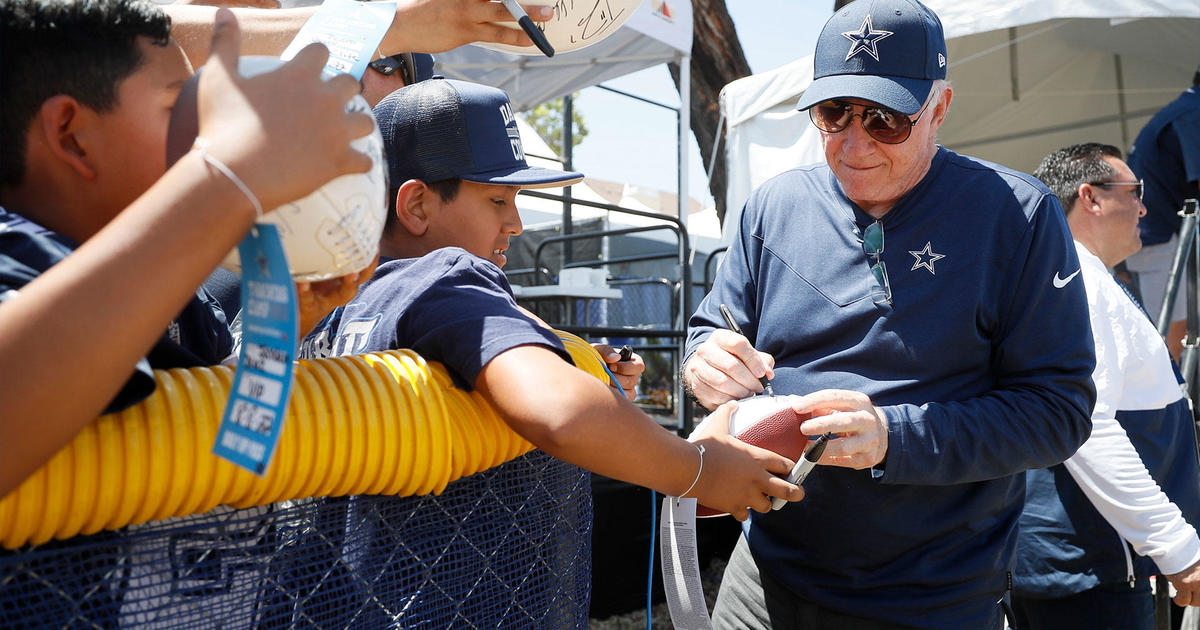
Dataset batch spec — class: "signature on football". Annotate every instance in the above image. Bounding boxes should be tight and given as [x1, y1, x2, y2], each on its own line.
[541, 0, 628, 44]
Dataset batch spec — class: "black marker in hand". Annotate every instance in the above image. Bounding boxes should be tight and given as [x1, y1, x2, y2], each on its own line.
[500, 0, 555, 57]
[718, 304, 775, 397]
[772, 433, 830, 510]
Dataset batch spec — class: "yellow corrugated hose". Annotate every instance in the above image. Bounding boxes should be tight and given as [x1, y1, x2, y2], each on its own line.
[0, 331, 610, 549]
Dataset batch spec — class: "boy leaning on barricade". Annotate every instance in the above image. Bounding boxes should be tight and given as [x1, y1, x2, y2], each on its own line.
[0, 0, 553, 502]
[0, 2, 375, 625]
[0, 0, 377, 497]
[292, 78, 804, 624]
[301, 77, 804, 516]
[0, 0, 561, 626]
[292, 78, 805, 625]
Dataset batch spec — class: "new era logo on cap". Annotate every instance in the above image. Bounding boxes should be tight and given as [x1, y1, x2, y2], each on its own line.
[373, 78, 583, 191]
[797, 0, 948, 116]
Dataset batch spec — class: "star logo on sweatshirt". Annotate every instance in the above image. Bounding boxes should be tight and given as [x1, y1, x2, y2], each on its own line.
[842, 15, 894, 62]
[909, 242, 945, 275]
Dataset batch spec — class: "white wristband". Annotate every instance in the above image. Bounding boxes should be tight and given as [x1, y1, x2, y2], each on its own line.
[680, 443, 705, 498]
[193, 137, 263, 218]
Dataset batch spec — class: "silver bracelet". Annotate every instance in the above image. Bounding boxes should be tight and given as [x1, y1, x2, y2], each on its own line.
[680, 443, 705, 498]
[193, 137, 263, 218]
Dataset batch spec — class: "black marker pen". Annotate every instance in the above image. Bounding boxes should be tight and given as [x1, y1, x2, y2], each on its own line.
[772, 433, 830, 510]
[718, 303, 775, 396]
[500, 0, 555, 57]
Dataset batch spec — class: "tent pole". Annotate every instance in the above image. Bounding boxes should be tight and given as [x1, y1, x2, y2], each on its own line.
[678, 53, 692, 434]
[563, 93, 574, 268]
[1008, 27, 1019, 101]
[1114, 54, 1130, 150]
[678, 57, 689, 234]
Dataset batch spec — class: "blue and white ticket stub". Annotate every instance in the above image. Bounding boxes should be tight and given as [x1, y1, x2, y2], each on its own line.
[280, 0, 397, 80]
[213, 226, 298, 476]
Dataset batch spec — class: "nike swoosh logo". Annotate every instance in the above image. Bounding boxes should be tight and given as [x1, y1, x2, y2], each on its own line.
[1052, 269, 1081, 288]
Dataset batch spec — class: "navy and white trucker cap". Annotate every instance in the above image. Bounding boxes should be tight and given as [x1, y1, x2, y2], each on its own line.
[373, 78, 584, 189]
[796, 0, 947, 116]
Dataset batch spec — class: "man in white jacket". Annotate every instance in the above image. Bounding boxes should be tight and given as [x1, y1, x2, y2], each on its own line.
[1013, 143, 1200, 629]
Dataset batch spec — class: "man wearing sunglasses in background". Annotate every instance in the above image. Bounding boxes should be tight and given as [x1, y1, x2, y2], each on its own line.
[683, 0, 1096, 627]
[1011, 143, 1200, 630]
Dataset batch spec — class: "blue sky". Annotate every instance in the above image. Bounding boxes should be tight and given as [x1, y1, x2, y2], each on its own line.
[569, 1, 835, 208]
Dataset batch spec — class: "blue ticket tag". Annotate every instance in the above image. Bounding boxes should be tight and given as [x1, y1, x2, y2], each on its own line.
[280, 0, 397, 80]
[213, 226, 298, 476]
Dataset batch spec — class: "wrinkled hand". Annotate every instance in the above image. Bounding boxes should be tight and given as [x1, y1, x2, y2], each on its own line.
[195, 10, 375, 213]
[1168, 560, 1200, 606]
[296, 256, 377, 337]
[593, 343, 643, 401]
[687, 402, 804, 521]
[381, 0, 554, 54]
[791, 390, 888, 470]
[683, 329, 775, 409]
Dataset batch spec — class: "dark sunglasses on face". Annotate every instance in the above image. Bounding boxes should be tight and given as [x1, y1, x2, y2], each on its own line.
[809, 98, 929, 144]
[860, 221, 892, 305]
[368, 52, 416, 85]
[1088, 179, 1144, 201]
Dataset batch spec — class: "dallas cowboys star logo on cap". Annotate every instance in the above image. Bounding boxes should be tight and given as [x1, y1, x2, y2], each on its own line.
[842, 15, 894, 62]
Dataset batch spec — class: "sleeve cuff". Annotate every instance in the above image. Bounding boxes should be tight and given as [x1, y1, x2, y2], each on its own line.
[1155, 531, 1200, 576]
[871, 405, 903, 482]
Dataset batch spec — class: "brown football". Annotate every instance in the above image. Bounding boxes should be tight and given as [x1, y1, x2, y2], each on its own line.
[696, 401, 810, 517]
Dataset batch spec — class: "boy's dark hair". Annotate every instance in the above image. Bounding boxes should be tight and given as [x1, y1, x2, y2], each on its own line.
[384, 178, 462, 235]
[1034, 143, 1123, 213]
[0, 0, 171, 188]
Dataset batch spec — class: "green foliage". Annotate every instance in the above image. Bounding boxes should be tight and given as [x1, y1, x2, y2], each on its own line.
[526, 93, 589, 154]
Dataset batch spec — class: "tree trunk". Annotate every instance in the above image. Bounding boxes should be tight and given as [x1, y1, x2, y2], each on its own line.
[668, 0, 751, 226]
[672, 1, 848, 226]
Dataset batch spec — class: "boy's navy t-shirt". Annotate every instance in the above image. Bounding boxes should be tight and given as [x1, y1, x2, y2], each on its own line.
[300, 247, 571, 384]
[0, 206, 234, 412]
[300, 247, 571, 387]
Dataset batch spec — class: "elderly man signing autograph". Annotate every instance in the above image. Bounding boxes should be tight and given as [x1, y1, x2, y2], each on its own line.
[683, 0, 1097, 628]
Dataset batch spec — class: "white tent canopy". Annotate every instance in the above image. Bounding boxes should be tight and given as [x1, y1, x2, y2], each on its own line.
[435, 1, 692, 111]
[719, 0, 1200, 244]
[436, 0, 694, 226]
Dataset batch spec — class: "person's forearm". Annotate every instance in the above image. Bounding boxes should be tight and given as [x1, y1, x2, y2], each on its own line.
[168, 5, 313, 69]
[878, 385, 1092, 485]
[168, 0, 545, 73]
[479, 346, 699, 496]
[1065, 415, 1200, 575]
[0, 152, 256, 496]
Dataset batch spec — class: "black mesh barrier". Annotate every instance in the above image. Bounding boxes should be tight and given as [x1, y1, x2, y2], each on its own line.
[0, 450, 592, 629]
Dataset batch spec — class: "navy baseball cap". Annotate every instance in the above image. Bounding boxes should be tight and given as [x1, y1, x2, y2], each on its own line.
[797, 0, 947, 116]
[373, 78, 584, 189]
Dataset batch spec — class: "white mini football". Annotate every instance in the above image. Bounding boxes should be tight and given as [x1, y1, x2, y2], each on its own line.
[167, 56, 387, 283]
